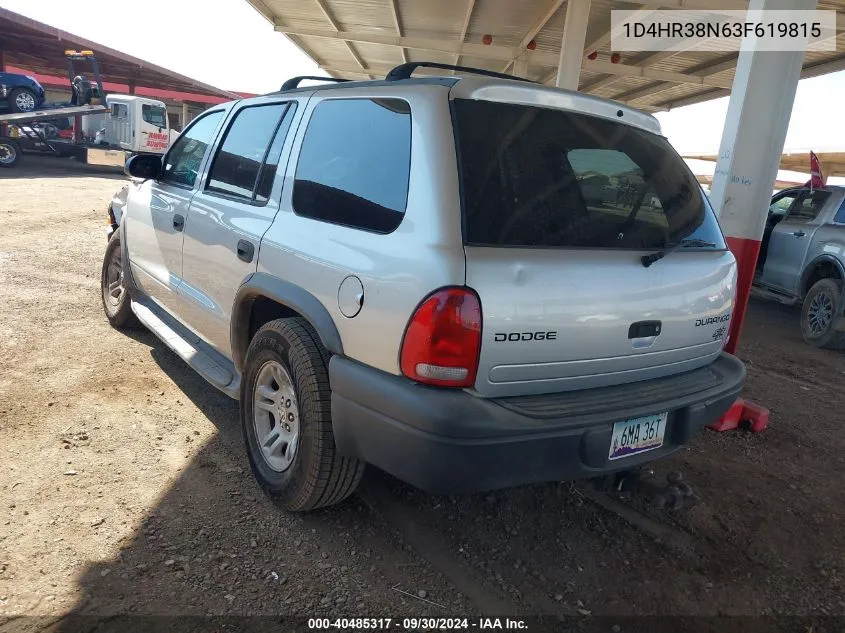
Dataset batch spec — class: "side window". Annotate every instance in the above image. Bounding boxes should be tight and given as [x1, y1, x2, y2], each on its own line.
[142, 104, 168, 128]
[788, 190, 831, 222]
[206, 102, 296, 203]
[834, 199, 845, 224]
[161, 110, 224, 188]
[111, 103, 127, 118]
[256, 105, 297, 204]
[292, 98, 411, 233]
[769, 192, 799, 217]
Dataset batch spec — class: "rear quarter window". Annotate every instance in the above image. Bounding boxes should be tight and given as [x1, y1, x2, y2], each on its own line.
[835, 198, 845, 224]
[292, 98, 411, 234]
[453, 99, 724, 250]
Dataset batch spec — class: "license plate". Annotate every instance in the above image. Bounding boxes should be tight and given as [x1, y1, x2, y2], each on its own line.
[608, 412, 667, 461]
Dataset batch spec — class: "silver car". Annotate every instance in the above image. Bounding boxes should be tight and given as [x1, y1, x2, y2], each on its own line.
[100, 63, 745, 512]
[756, 185, 845, 349]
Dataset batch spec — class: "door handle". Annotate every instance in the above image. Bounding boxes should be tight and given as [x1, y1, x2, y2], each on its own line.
[173, 214, 184, 231]
[236, 239, 255, 263]
[792, 230, 806, 237]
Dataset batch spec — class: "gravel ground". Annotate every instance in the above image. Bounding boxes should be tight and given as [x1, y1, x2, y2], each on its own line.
[1, 156, 844, 630]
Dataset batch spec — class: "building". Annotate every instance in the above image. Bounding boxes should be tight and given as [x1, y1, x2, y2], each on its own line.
[0, 7, 247, 130]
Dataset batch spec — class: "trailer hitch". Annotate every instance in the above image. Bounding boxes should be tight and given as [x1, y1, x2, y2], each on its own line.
[594, 468, 694, 511]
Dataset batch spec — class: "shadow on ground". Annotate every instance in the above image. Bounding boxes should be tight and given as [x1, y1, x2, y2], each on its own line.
[4, 299, 844, 633]
[0, 155, 128, 181]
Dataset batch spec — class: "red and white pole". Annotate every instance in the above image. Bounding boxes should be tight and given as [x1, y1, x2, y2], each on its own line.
[708, 0, 816, 354]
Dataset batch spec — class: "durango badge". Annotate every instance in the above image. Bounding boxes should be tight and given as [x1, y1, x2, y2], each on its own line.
[695, 314, 731, 327]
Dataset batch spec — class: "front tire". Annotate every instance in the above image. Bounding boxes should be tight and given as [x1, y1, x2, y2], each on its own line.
[101, 232, 139, 329]
[241, 318, 364, 512]
[0, 139, 20, 168]
[801, 278, 845, 350]
[8, 87, 37, 113]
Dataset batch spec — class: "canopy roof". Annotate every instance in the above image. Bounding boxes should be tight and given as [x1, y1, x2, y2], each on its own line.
[245, 0, 845, 112]
[687, 149, 845, 178]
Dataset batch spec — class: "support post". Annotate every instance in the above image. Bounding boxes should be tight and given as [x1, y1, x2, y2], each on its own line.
[708, 0, 816, 355]
[555, 0, 591, 89]
[512, 59, 529, 78]
[181, 102, 190, 130]
[127, 81, 136, 95]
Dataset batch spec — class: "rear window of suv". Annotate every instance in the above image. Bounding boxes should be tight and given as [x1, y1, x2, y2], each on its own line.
[453, 99, 724, 250]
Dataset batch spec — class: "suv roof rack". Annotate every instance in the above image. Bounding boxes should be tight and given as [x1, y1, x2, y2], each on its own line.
[385, 62, 535, 83]
[280, 76, 351, 91]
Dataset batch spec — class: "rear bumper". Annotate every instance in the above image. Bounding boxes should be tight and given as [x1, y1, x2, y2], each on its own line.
[330, 353, 745, 494]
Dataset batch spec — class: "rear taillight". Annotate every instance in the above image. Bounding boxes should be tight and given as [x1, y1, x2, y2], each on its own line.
[400, 287, 482, 388]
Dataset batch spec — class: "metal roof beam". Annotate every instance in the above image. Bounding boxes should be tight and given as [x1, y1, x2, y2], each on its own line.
[319, 59, 732, 90]
[639, 0, 748, 8]
[273, 25, 735, 93]
[312, 0, 373, 79]
[653, 55, 845, 110]
[618, 53, 736, 103]
[584, 44, 707, 94]
[583, 58, 733, 88]
[455, 0, 476, 67]
[274, 25, 530, 62]
[503, 0, 565, 73]
[389, 0, 408, 64]
[578, 0, 748, 92]
[583, 5, 656, 55]
[657, 88, 728, 110]
[521, 0, 566, 50]
[612, 81, 668, 103]
[319, 63, 448, 78]
[579, 74, 622, 93]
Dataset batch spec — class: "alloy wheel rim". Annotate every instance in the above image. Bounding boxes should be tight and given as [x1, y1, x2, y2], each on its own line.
[15, 92, 36, 111]
[0, 144, 15, 165]
[807, 292, 833, 335]
[252, 360, 300, 472]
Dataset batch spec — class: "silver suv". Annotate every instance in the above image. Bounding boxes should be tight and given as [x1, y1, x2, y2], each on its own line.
[101, 63, 745, 512]
[757, 185, 845, 349]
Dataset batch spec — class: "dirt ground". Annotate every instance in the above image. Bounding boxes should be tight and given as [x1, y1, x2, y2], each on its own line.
[1, 156, 845, 630]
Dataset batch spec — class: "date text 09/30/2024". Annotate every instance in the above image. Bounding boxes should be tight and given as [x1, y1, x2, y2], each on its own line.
[308, 618, 528, 630]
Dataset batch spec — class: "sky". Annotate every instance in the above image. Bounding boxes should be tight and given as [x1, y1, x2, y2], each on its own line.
[2, 0, 844, 161]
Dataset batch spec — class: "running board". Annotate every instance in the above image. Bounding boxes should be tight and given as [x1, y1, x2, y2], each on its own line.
[131, 298, 240, 399]
[750, 284, 799, 306]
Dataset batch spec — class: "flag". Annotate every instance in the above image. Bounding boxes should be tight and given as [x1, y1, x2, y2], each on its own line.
[805, 151, 826, 190]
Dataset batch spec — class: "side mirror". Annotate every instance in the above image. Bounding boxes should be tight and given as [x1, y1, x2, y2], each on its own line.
[125, 154, 161, 180]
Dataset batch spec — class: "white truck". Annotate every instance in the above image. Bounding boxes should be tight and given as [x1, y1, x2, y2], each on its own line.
[0, 93, 172, 168]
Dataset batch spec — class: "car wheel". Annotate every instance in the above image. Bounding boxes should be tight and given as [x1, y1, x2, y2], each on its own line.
[100, 232, 139, 329]
[801, 278, 845, 350]
[0, 139, 20, 168]
[241, 317, 365, 512]
[9, 87, 38, 113]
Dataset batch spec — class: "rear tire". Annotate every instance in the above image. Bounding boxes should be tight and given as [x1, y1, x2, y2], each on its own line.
[241, 318, 364, 512]
[101, 232, 139, 329]
[800, 278, 845, 350]
[0, 139, 20, 168]
[8, 87, 37, 113]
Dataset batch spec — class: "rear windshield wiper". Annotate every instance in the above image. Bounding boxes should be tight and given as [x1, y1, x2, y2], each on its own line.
[641, 238, 718, 268]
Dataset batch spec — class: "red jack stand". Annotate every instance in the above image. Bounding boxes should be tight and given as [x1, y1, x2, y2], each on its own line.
[708, 398, 769, 433]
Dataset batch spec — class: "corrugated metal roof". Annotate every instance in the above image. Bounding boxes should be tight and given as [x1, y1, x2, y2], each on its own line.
[246, 0, 845, 112]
